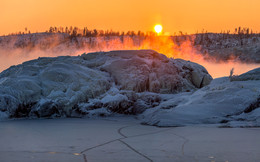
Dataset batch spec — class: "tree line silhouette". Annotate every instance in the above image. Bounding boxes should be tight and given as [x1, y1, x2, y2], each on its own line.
[5, 26, 259, 37]
[1, 26, 259, 63]
[6, 26, 154, 37]
[4, 26, 259, 51]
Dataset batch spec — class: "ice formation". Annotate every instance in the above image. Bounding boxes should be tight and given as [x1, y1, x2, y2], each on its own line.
[0, 50, 259, 127]
[0, 50, 212, 119]
[141, 68, 260, 127]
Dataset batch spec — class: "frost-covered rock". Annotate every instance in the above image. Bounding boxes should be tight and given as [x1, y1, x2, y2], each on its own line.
[0, 50, 212, 119]
[141, 68, 260, 127]
[231, 68, 260, 81]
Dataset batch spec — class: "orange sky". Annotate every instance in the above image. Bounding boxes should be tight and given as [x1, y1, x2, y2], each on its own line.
[1, 0, 260, 35]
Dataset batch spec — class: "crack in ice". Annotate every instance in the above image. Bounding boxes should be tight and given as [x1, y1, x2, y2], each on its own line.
[170, 132, 189, 156]
[119, 139, 153, 162]
[80, 124, 172, 161]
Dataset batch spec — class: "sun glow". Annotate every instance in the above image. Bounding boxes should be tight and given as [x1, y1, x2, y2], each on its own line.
[154, 24, 163, 35]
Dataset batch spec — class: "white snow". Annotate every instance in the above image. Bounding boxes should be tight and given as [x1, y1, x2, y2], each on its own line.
[141, 70, 260, 127]
[0, 50, 212, 119]
[0, 50, 259, 127]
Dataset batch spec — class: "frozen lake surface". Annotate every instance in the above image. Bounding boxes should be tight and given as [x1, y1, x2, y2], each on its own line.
[0, 117, 259, 162]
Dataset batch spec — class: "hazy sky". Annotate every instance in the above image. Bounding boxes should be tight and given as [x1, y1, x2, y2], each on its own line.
[1, 0, 260, 35]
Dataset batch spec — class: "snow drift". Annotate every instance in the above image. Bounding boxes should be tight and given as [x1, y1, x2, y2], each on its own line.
[0, 50, 212, 119]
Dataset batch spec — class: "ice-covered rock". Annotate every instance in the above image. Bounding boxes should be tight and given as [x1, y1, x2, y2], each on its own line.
[231, 68, 260, 81]
[0, 50, 212, 119]
[141, 68, 260, 127]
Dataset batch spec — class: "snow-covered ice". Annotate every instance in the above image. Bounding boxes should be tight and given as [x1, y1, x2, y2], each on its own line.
[0, 118, 259, 162]
[0, 49, 260, 161]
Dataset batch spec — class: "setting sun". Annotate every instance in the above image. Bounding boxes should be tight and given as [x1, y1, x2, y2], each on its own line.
[154, 24, 163, 34]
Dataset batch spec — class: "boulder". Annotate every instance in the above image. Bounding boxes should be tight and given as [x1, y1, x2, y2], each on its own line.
[0, 50, 212, 118]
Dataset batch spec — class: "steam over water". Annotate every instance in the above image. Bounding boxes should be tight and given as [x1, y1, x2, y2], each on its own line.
[1, 50, 258, 78]
[194, 60, 259, 78]
[0, 35, 259, 78]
